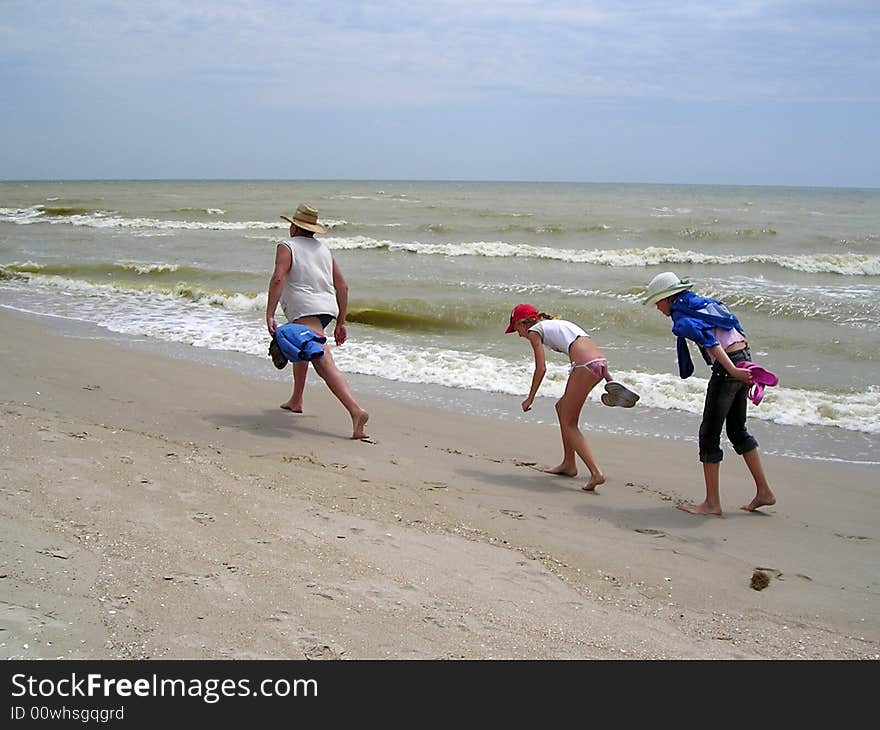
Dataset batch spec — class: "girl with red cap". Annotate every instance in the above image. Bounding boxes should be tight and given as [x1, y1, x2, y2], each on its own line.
[506, 304, 639, 491]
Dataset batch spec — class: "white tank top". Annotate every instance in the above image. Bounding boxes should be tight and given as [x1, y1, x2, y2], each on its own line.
[279, 237, 339, 322]
[528, 319, 588, 354]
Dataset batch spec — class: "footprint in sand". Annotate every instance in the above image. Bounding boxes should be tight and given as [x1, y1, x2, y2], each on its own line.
[163, 571, 221, 587]
[627, 481, 674, 502]
[834, 532, 872, 542]
[634, 528, 666, 537]
[753, 566, 812, 582]
[282, 454, 325, 466]
[303, 643, 340, 660]
[191, 512, 215, 525]
[500, 509, 525, 520]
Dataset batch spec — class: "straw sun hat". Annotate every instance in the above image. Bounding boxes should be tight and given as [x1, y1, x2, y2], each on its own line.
[280, 203, 327, 234]
[643, 271, 693, 306]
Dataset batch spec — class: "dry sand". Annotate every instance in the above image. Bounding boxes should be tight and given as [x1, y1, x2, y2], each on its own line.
[1, 309, 877, 660]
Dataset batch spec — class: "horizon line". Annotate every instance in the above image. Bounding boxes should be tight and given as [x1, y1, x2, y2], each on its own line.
[2, 177, 878, 191]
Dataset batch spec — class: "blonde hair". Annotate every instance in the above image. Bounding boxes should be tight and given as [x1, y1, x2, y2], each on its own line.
[520, 312, 555, 327]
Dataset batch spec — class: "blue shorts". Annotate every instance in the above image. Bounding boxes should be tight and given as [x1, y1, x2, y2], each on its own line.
[293, 313, 333, 329]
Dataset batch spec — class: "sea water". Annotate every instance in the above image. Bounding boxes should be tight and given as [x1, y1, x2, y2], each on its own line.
[1, 179, 878, 464]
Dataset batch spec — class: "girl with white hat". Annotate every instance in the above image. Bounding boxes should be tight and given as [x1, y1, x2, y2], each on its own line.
[644, 272, 776, 515]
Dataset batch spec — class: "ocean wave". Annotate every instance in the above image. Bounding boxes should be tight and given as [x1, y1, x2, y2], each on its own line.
[331, 341, 880, 435]
[1, 268, 263, 312]
[346, 306, 470, 332]
[4, 204, 875, 275]
[6, 262, 874, 335]
[36, 206, 97, 217]
[719, 285, 880, 328]
[2, 268, 876, 435]
[0, 268, 476, 327]
[0, 205, 345, 231]
[3, 261, 185, 278]
[615, 372, 880, 435]
[172, 207, 227, 215]
[322, 237, 880, 275]
[465, 278, 878, 332]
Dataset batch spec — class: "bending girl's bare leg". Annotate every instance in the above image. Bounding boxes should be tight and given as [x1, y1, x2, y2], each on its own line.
[740, 448, 776, 511]
[678, 462, 722, 515]
[280, 362, 308, 412]
[313, 350, 369, 439]
[545, 419, 577, 477]
[556, 370, 604, 491]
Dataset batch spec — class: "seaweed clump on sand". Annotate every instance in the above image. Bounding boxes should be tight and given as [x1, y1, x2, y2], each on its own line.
[750, 569, 770, 591]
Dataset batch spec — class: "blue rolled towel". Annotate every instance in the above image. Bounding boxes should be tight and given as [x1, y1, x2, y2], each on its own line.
[275, 323, 327, 362]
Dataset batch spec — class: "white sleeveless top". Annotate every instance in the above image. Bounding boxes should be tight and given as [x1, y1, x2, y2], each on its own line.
[279, 237, 339, 322]
[528, 319, 588, 354]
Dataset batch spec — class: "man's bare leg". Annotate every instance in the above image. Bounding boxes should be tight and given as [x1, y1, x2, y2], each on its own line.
[280, 362, 308, 412]
[313, 352, 369, 439]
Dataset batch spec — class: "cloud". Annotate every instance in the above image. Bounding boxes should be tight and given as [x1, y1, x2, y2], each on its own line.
[2, 1, 877, 183]
[3, 1, 878, 104]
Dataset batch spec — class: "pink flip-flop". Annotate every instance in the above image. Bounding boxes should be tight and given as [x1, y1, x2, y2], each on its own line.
[736, 361, 779, 405]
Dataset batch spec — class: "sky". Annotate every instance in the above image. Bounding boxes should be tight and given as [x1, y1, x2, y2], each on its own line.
[2, 1, 878, 187]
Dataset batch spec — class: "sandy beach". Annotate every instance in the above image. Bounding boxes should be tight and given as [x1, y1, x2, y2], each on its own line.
[0, 308, 877, 660]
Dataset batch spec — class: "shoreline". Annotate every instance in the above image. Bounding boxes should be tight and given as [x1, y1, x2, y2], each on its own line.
[3, 299, 875, 467]
[0, 307, 877, 659]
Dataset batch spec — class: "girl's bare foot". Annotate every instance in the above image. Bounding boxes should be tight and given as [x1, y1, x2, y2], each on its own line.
[351, 410, 369, 440]
[677, 501, 722, 516]
[741, 491, 776, 512]
[280, 400, 303, 413]
[581, 473, 605, 492]
[543, 463, 577, 477]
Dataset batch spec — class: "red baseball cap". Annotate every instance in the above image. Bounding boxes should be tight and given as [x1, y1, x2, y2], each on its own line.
[504, 304, 539, 333]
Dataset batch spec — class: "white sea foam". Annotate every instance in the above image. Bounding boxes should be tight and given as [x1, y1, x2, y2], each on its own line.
[120, 262, 180, 274]
[3, 270, 877, 436]
[319, 237, 880, 275]
[5, 271, 264, 313]
[3, 205, 877, 275]
[330, 340, 880, 435]
[0, 206, 346, 231]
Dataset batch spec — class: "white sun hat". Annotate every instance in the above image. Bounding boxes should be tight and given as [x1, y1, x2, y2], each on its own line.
[643, 271, 693, 306]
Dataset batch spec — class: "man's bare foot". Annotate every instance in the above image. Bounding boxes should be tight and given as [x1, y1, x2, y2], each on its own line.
[741, 492, 776, 512]
[351, 410, 369, 440]
[280, 401, 303, 413]
[677, 501, 722, 516]
[581, 473, 605, 492]
[543, 464, 577, 477]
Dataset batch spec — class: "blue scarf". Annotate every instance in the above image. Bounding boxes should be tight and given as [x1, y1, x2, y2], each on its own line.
[669, 290, 745, 379]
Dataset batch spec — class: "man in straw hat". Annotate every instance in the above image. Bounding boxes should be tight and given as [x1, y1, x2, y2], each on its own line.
[644, 271, 775, 516]
[266, 203, 369, 439]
